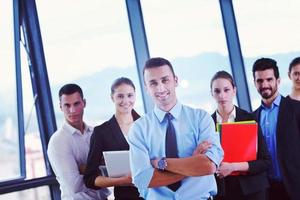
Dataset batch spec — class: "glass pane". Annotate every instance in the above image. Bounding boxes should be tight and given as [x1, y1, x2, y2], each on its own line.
[20, 43, 47, 179]
[36, 0, 143, 127]
[0, 186, 51, 200]
[0, 1, 21, 181]
[233, 0, 300, 109]
[141, 0, 231, 113]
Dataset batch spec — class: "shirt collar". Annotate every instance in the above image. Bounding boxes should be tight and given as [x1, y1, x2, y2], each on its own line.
[154, 102, 182, 123]
[261, 94, 281, 109]
[62, 122, 93, 135]
[216, 106, 236, 123]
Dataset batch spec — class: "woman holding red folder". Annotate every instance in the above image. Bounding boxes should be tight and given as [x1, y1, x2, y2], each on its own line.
[210, 71, 271, 200]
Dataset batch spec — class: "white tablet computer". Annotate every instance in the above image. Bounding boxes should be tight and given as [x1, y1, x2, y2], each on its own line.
[102, 150, 130, 178]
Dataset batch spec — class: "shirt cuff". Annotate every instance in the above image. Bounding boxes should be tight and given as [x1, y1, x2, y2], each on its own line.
[205, 150, 222, 167]
[132, 167, 154, 191]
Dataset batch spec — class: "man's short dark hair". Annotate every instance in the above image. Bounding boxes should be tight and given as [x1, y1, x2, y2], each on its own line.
[252, 58, 280, 79]
[143, 57, 175, 77]
[289, 57, 300, 73]
[59, 83, 83, 100]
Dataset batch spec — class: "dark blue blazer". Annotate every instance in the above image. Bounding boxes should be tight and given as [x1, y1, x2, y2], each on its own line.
[254, 96, 300, 200]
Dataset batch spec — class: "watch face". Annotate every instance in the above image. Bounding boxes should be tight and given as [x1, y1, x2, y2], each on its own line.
[158, 158, 166, 170]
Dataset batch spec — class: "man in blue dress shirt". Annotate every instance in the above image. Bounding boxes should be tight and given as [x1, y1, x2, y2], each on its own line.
[252, 58, 300, 200]
[128, 57, 224, 200]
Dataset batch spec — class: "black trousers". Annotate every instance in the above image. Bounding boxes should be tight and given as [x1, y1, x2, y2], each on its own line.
[215, 191, 266, 200]
[267, 180, 290, 200]
[214, 177, 266, 200]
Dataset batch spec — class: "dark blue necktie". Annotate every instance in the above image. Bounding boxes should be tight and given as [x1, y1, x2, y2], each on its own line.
[165, 113, 181, 191]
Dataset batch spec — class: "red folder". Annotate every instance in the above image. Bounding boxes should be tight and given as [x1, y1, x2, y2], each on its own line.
[220, 122, 257, 163]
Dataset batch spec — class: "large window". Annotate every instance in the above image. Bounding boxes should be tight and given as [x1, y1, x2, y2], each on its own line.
[0, 1, 52, 199]
[36, 0, 144, 127]
[0, 0, 20, 181]
[233, 0, 300, 109]
[20, 43, 47, 179]
[141, 0, 231, 113]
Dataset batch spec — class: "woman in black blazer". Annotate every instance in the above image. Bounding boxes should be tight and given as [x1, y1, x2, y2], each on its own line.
[84, 77, 143, 200]
[210, 71, 271, 200]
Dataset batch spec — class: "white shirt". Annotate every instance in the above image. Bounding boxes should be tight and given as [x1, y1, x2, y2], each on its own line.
[216, 106, 236, 123]
[47, 122, 110, 200]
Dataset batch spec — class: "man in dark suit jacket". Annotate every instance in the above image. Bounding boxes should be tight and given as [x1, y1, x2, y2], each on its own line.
[252, 57, 300, 200]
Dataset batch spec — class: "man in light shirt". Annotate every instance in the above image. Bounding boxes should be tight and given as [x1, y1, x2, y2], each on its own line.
[128, 57, 223, 200]
[47, 84, 110, 200]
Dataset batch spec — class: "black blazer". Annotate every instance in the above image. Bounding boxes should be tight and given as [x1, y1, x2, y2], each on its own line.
[84, 110, 143, 200]
[212, 106, 271, 196]
[254, 96, 300, 200]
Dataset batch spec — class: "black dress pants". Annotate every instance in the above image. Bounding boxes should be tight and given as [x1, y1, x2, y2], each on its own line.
[214, 176, 266, 200]
[267, 180, 290, 200]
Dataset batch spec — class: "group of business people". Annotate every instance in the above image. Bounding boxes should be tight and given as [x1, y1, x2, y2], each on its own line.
[47, 56, 300, 200]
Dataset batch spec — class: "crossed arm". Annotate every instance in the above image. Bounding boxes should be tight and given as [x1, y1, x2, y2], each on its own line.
[129, 115, 223, 189]
[148, 170, 185, 188]
[148, 141, 217, 188]
[48, 140, 97, 197]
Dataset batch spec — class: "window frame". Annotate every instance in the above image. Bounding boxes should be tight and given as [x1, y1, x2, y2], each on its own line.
[1, 1, 252, 199]
[0, 0, 59, 199]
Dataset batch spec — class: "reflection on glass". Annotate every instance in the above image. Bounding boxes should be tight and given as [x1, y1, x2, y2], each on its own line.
[233, 0, 300, 109]
[20, 45, 47, 179]
[141, 0, 231, 113]
[0, 186, 51, 200]
[36, 0, 143, 126]
[0, 0, 20, 181]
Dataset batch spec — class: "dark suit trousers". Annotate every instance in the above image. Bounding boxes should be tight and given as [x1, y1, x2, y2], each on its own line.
[214, 177, 266, 200]
[267, 180, 290, 200]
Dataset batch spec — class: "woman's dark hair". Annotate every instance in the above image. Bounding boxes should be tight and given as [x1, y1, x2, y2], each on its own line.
[289, 57, 300, 73]
[111, 77, 135, 95]
[59, 83, 83, 100]
[210, 70, 235, 89]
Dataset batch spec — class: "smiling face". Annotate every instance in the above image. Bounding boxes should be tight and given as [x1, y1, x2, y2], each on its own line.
[60, 92, 86, 128]
[211, 78, 236, 110]
[144, 64, 178, 112]
[289, 63, 300, 90]
[111, 83, 136, 114]
[254, 69, 280, 102]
